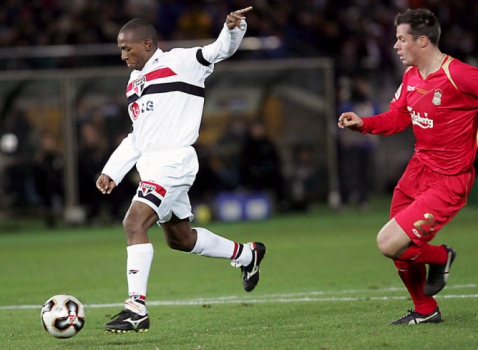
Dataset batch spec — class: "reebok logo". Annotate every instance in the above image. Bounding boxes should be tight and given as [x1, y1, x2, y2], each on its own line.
[128, 270, 139, 275]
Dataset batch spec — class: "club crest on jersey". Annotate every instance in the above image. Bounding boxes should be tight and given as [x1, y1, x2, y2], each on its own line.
[132, 76, 146, 95]
[432, 89, 442, 106]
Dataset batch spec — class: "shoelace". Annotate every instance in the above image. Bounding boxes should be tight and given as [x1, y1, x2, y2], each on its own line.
[393, 309, 416, 323]
[110, 310, 131, 320]
[403, 309, 420, 323]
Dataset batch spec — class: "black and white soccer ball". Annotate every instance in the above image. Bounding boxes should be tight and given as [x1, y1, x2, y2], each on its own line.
[41, 294, 86, 338]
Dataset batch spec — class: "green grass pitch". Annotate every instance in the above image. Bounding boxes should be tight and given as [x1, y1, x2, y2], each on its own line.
[1, 196, 477, 349]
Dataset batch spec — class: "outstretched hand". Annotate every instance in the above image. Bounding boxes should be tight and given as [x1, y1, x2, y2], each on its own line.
[96, 173, 116, 194]
[226, 6, 253, 29]
[338, 112, 364, 130]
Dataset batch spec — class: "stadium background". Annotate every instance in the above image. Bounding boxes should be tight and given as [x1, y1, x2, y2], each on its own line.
[0, 0, 477, 225]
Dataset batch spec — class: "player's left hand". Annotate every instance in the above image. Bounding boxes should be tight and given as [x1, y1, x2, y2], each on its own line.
[226, 6, 253, 29]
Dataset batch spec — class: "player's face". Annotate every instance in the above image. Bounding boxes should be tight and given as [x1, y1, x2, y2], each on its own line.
[393, 24, 422, 66]
[117, 31, 152, 70]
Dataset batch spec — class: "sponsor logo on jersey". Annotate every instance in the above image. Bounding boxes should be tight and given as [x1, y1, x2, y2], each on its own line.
[408, 107, 434, 129]
[407, 85, 416, 91]
[129, 101, 154, 120]
[130, 102, 140, 120]
[141, 101, 154, 113]
[432, 88, 442, 106]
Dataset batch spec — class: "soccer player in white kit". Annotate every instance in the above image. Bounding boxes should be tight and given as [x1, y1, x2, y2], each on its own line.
[96, 6, 266, 333]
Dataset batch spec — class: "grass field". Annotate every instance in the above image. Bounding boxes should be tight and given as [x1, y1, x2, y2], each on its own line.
[1, 196, 477, 349]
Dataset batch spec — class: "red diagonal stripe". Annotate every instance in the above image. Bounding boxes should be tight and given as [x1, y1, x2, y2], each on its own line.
[126, 67, 177, 93]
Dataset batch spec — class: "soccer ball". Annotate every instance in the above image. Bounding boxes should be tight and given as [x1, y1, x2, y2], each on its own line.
[41, 294, 86, 338]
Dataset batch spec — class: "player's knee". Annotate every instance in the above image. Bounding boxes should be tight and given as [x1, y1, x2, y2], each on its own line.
[376, 233, 399, 259]
[123, 216, 146, 239]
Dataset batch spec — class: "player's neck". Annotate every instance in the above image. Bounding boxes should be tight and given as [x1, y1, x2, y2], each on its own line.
[418, 51, 446, 79]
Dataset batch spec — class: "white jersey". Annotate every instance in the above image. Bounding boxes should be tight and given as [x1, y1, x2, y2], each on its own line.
[102, 21, 247, 185]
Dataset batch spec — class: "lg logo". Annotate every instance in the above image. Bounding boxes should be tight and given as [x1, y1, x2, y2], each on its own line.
[130, 101, 154, 120]
[141, 101, 154, 113]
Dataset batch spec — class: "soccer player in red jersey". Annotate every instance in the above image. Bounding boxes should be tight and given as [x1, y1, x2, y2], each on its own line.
[338, 8, 478, 325]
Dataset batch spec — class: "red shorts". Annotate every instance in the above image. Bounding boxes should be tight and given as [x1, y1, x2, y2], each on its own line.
[391, 156, 475, 246]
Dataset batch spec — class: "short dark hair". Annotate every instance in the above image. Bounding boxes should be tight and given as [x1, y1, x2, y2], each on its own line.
[119, 18, 158, 45]
[395, 8, 441, 45]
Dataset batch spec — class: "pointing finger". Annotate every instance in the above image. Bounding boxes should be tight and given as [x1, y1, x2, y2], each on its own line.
[234, 6, 253, 15]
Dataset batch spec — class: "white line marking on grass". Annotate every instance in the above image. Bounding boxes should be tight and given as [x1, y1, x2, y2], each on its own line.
[1, 285, 477, 311]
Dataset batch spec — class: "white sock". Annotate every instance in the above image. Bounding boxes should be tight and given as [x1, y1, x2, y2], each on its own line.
[190, 227, 252, 265]
[124, 297, 148, 316]
[126, 243, 154, 315]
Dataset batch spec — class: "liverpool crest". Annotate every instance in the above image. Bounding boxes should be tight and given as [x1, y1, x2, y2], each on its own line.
[432, 89, 442, 106]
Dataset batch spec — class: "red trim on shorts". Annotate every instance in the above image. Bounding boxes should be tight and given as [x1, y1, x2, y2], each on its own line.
[140, 180, 167, 197]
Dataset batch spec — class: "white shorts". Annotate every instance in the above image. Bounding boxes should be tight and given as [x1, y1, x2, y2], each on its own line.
[132, 146, 198, 224]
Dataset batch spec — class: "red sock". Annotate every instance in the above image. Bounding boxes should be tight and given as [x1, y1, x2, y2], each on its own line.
[394, 260, 437, 314]
[398, 244, 447, 265]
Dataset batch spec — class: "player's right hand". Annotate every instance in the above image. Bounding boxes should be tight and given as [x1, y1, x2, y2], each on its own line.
[338, 112, 364, 129]
[96, 174, 116, 194]
[226, 6, 253, 29]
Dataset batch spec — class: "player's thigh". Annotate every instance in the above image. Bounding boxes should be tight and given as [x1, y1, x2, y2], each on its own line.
[124, 200, 159, 231]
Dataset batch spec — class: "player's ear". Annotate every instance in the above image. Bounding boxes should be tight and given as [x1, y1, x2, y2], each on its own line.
[419, 36, 427, 48]
[144, 38, 153, 51]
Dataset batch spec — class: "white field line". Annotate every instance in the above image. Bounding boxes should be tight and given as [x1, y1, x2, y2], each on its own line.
[1, 284, 476, 311]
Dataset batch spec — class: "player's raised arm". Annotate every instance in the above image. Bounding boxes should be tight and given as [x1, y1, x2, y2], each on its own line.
[226, 6, 253, 29]
[200, 6, 252, 65]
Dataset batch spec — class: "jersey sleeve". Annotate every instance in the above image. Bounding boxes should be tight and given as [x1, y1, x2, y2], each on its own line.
[448, 60, 478, 98]
[200, 21, 247, 65]
[102, 133, 141, 186]
[359, 81, 412, 135]
[360, 108, 411, 135]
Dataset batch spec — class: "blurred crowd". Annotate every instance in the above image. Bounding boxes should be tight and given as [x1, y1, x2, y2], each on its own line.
[0, 0, 477, 71]
[0, 100, 328, 226]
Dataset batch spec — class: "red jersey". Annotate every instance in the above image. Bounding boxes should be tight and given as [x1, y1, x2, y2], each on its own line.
[360, 55, 478, 175]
